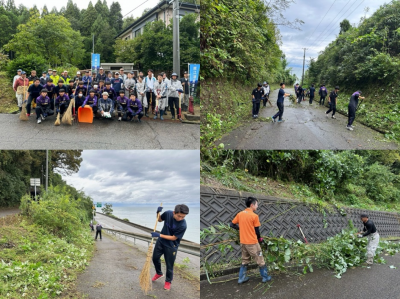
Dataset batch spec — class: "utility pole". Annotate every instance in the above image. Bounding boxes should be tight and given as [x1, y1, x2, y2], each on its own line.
[92, 34, 94, 53]
[301, 48, 307, 86]
[172, 0, 180, 75]
[45, 150, 48, 191]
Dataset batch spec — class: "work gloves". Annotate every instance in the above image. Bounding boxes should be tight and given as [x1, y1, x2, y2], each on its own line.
[156, 206, 163, 214]
[357, 234, 363, 238]
[151, 232, 160, 238]
[258, 237, 264, 243]
[229, 222, 239, 230]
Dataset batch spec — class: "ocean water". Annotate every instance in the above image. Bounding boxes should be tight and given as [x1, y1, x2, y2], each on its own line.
[108, 205, 200, 243]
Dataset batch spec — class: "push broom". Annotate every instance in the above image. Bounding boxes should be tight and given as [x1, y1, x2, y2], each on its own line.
[139, 202, 162, 294]
[19, 81, 29, 121]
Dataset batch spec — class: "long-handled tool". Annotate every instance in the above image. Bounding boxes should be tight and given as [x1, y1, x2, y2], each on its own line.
[19, 80, 29, 121]
[178, 92, 182, 121]
[139, 202, 162, 294]
[356, 98, 364, 111]
[297, 224, 308, 244]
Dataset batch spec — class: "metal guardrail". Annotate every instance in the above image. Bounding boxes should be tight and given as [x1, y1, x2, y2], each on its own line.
[104, 228, 200, 257]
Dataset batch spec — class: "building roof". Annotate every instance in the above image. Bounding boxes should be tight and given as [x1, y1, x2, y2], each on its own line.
[115, 1, 199, 39]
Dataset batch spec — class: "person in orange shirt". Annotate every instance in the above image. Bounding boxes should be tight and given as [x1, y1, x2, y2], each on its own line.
[230, 196, 271, 284]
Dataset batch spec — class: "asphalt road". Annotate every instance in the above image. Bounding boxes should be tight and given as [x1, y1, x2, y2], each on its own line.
[0, 113, 199, 149]
[77, 233, 199, 299]
[218, 88, 398, 150]
[0, 207, 19, 218]
[200, 253, 400, 299]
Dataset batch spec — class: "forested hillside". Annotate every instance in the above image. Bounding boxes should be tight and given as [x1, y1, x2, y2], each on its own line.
[305, 1, 400, 141]
[201, 0, 297, 149]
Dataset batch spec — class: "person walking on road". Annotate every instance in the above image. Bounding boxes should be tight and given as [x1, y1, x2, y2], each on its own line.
[272, 83, 291, 123]
[356, 214, 379, 265]
[251, 83, 264, 118]
[296, 85, 303, 104]
[95, 223, 103, 240]
[230, 197, 271, 284]
[319, 84, 328, 106]
[347, 90, 365, 131]
[151, 204, 189, 291]
[325, 86, 339, 119]
[309, 84, 316, 104]
[262, 82, 272, 107]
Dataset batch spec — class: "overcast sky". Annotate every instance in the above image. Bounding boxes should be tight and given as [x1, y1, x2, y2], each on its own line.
[15, 0, 161, 19]
[279, 0, 387, 82]
[61, 150, 200, 205]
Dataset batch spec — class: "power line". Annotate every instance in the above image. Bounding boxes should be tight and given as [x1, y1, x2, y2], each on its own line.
[123, 0, 150, 18]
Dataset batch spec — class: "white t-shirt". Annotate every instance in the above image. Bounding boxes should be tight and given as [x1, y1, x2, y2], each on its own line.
[146, 76, 154, 90]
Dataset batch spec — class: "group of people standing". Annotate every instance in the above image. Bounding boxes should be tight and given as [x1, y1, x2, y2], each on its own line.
[13, 67, 190, 124]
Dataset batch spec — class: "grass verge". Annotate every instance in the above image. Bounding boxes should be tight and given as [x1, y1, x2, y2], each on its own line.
[0, 71, 18, 113]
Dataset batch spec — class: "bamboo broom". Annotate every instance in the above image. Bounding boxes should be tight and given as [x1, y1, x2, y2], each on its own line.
[139, 203, 162, 294]
[19, 82, 29, 121]
[61, 97, 75, 125]
[54, 112, 61, 126]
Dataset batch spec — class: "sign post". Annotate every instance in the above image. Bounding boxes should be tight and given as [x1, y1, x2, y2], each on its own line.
[189, 63, 200, 97]
[91, 53, 100, 77]
[97, 202, 102, 208]
[30, 178, 40, 200]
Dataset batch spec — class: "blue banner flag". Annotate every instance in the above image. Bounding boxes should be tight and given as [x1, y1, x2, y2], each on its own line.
[189, 64, 200, 96]
[91, 53, 100, 75]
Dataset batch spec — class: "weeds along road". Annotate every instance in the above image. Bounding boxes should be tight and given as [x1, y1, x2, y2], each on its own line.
[0, 114, 199, 149]
[217, 88, 398, 150]
[200, 253, 400, 299]
[76, 213, 200, 299]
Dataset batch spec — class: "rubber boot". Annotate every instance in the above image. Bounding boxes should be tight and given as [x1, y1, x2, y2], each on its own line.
[259, 265, 271, 283]
[238, 265, 249, 284]
[154, 111, 158, 119]
[145, 107, 149, 117]
[160, 110, 164, 120]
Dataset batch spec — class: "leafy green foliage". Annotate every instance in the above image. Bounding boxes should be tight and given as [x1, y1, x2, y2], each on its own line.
[101, 203, 113, 216]
[5, 54, 47, 82]
[201, 223, 400, 280]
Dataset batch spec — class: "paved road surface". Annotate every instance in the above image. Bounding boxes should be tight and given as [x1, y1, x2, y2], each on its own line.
[218, 88, 398, 149]
[77, 233, 199, 299]
[0, 207, 19, 218]
[200, 253, 400, 299]
[94, 213, 200, 278]
[0, 113, 199, 149]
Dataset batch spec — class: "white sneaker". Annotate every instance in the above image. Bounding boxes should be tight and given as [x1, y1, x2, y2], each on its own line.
[37, 119, 41, 124]
[347, 126, 353, 131]
[351, 125, 355, 128]
[118, 117, 121, 121]
[326, 113, 329, 118]
[41, 115, 45, 120]
[332, 116, 336, 119]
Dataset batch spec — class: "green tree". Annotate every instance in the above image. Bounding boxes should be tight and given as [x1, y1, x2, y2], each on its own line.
[0, 7, 13, 49]
[41, 5, 49, 17]
[81, 1, 97, 36]
[101, 203, 113, 215]
[4, 12, 85, 66]
[92, 15, 117, 62]
[122, 15, 136, 30]
[109, 2, 123, 33]
[63, 0, 81, 31]
[94, 0, 108, 18]
[339, 19, 351, 35]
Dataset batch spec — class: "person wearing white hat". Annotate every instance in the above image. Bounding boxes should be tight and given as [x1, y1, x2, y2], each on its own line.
[73, 71, 82, 84]
[13, 69, 22, 97]
[98, 91, 114, 118]
[96, 67, 106, 82]
[60, 70, 70, 84]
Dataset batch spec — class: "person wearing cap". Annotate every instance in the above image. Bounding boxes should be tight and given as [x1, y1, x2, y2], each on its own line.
[111, 72, 124, 97]
[103, 81, 117, 105]
[296, 85, 303, 104]
[105, 71, 113, 83]
[127, 93, 144, 122]
[25, 78, 43, 116]
[13, 71, 29, 112]
[83, 89, 99, 115]
[35, 89, 54, 124]
[145, 69, 156, 116]
[119, 68, 127, 81]
[124, 72, 136, 98]
[153, 73, 167, 120]
[230, 197, 271, 284]
[54, 79, 68, 98]
[60, 70, 70, 84]
[83, 70, 93, 90]
[47, 69, 53, 79]
[168, 73, 184, 120]
[40, 71, 48, 85]
[98, 91, 114, 118]
[251, 83, 264, 118]
[347, 91, 365, 131]
[161, 72, 170, 115]
[180, 71, 190, 112]
[92, 83, 101, 99]
[98, 80, 105, 96]
[325, 86, 339, 119]
[116, 90, 129, 121]
[319, 84, 328, 106]
[28, 70, 38, 85]
[356, 214, 379, 265]
[272, 83, 291, 123]
[74, 71, 82, 83]
[50, 70, 60, 86]
[309, 84, 316, 105]
[96, 67, 106, 82]
[136, 75, 147, 109]
[13, 69, 22, 96]
[261, 82, 272, 107]
[55, 89, 70, 116]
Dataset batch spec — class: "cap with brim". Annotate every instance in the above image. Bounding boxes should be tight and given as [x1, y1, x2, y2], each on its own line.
[59, 89, 65, 92]
[100, 67, 103, 70]
[184, 71, 188, 74]
[115, 72, 119, 75]
[21, 71, 26, 75]
[102, 92, 109, 96]
[17, 69, 22, 72]
[335, 86, 340, 90]
[64, 70, 68, 73]
[42, 71, 47, 74]
[53, 69, 57, 72]
[77, 71, 81, 74]
[263, 81, 267, 84]
[171, 73, 177, 77]
[85, 70, 89, 73]
[48, 69, 52, 71]
[41, 89, 48, 93]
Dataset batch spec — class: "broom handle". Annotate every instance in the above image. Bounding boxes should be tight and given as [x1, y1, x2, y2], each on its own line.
[153, 202, 162, 232]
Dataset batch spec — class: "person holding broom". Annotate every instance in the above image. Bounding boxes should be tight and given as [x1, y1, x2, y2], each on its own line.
[55, 89, 70, 117]
[13, 71, 29, 112]
[356, 214, 379, 265]
[230, 196, 271, 284]
[151, 204, 189, 291]
[25, 78, 43, 117]
[35, 89, 54, 124]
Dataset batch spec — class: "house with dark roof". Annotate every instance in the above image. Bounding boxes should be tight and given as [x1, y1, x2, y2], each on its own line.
[115, 1, 200, 41]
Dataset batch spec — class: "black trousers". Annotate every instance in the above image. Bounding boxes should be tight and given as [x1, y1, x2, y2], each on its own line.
[320, 96, 326, 105]
[58, 103, 68, 115]
[95, 230, 102, 240]
[326, 103, 336, 116]
[309, 95, 314, 104]
[152, 239, 178, 283]
[26, 95, 37, 114]
[262, 95, 269, 106]
[252, 101, 260, 115]
[273, 101, 284, 120]
[127, 111, 144, 120]
[348, 104, 356, 126]
[35, 106, 54, 119]
[146, 91, 156, 111]
[169, 97, 179, 118]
